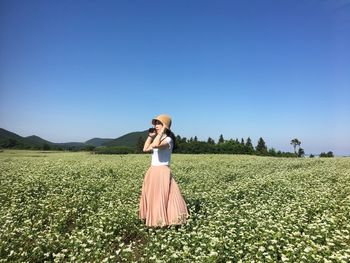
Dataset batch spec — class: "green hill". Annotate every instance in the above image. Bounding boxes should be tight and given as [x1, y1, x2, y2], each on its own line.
[85, 138, 114, 147]
[0, 128, 149, 150]
[103, 130, 148, 148]
[24, 135, 53, 146]
[0, 128, 87, 149]
[0, 128, 25, 143]
[0, 128, 51, 148]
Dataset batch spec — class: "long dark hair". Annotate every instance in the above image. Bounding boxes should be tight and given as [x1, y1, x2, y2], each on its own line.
[165, 129, 176, 151]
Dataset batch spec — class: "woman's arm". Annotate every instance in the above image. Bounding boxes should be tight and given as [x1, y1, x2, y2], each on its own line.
[151, 134, 170, 149]
[144, 127, 171, 152]
[143, 136, 155, 152]
[143, 134, 171, 152]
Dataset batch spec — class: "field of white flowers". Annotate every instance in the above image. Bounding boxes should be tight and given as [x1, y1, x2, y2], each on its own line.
[0, 150, 349, 262]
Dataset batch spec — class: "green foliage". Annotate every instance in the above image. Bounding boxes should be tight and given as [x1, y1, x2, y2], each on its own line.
[290, 138, 301, 155]
[277, 151, 297, 158]
[268, 147, 277, 157]
[84, 138, 114, 147]
[173, 135, 300, 157]
[298, 148, 305, 157]
[207, 137, 215, 145]
[136, 136, 145, 153]
[245, 137, 255, 155]
[1, 138, 19, 148]
[42, 143, 51, 150]
[256, 137, 268, 155]
[82, 145, 96, 152]
[104, 131, 148, 148]
[0, 128, 336, 157]
[320, 151, 334, 158]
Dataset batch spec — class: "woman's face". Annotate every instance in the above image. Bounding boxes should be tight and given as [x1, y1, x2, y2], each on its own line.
[153, 120, 163, 133]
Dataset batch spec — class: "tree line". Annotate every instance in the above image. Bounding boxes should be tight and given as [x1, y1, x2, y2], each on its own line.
[1, 135, 335, 157]
[135, 135, 333, 158]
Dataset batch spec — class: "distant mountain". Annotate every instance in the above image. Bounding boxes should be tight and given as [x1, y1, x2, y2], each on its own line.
[103, 130, 149, 148]
[24, 135, 52, 146]
[85, 138, 114, 147]
[0, 128, 148, 149]
[0, 128, 25, 142]
[0, 128, 51, 148]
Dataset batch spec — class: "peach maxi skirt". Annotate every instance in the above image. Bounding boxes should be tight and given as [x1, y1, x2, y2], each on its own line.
[139, 165, 189, 227]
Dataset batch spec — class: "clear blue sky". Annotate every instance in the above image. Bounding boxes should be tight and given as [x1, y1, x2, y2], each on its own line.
[1, 0, 349, 155]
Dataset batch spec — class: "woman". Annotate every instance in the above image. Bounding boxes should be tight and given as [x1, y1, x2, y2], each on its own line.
[138, 114, 189, 228]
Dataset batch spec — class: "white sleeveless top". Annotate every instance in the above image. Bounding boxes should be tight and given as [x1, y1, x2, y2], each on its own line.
[151, 137, 173, 166]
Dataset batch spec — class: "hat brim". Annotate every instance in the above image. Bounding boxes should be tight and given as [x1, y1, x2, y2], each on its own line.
[151, 119, 161, 125]
[151, 118, 171, 130]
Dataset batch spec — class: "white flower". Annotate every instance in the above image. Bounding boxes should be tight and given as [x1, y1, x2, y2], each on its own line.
[258, 246, 266, 252]
[281, 254, 289, 262]
[304, 246, 312, 253]
[209, 251, 218, 257]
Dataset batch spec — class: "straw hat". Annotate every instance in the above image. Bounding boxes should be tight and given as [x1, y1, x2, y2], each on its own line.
[152, 114, 172, 129]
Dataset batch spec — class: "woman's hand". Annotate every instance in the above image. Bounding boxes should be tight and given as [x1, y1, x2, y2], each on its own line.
[149, 130, 156, 138]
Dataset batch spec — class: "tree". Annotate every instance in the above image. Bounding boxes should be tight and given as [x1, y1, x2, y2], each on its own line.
[256, 137, 268, 155]
[327, 151, 334, 157]
[268, 147, 277, 156]
[246, 137, 253, 147]
[298, 148, 305, 157]
[290, 138, 301, 155]
[320, 151, 334, 157]
[194, 136, 198, 142]
[42, 143, 51, 150]
[207, 137, 215, 145]
[240, 138, 245, 146]
[136, 136, 145, 153]
[83, 145, 95, 152]
[218, 134, 224, 144]
[3, 138, 18, 148]
[245, 137, 254, 154]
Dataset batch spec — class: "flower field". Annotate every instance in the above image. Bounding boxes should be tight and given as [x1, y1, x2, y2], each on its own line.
[1, 150, 349, 262]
